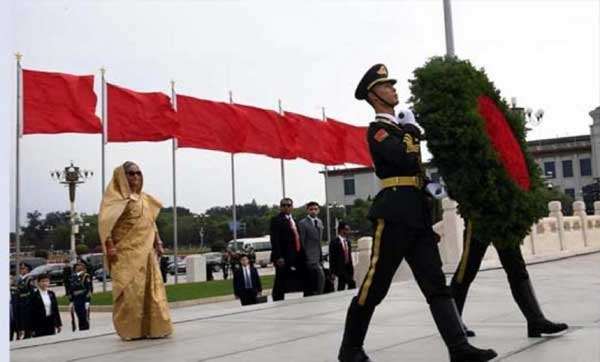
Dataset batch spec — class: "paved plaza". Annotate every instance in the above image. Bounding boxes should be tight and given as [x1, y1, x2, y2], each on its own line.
[10, 252, 600, 362]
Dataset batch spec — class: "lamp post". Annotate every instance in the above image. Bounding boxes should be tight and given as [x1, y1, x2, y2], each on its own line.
[51, 162, 93, 263]
[510, 97, 544, 128]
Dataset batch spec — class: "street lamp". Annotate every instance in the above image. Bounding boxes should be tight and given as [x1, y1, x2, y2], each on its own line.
[511, 97, 544, 128]
[50, 162, 93, 263]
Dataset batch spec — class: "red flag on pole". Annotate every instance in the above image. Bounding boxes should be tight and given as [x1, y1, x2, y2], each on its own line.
[327, 118, 372, 166]
[283, 112, 345, 165]
[107, 83, 178, 142]
[23, 69, 101, 134]
[232, 104, 296, 159]
[176, 95, 246, 153]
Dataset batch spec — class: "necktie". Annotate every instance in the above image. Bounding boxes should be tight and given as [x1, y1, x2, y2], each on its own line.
[288, 217, 301, 252]
[313, 219, 319, 229]
[342, 238, 350, 264]
[244, 267, 252, 289]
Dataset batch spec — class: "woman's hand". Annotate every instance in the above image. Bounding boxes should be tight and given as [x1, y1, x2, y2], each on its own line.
[155, 240, 164, 257]
[106, 238, 118, 263]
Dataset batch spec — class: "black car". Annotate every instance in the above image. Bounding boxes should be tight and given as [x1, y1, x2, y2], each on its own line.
[25, 263, 67, 286]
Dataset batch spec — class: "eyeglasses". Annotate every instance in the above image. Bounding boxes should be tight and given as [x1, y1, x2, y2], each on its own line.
[280, 203, 293, 207]
[127, 171, 142, 177]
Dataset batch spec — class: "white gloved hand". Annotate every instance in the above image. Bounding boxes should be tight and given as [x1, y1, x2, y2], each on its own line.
[426, 182, 447, 200]
[85, 302, 90, 310]
[397, 109, 417, 126]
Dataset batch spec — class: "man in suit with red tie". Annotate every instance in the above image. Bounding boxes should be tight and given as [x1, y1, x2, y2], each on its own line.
[329, 222, 356, 291]
[233, 254, 262, 306]
[269, 197, 305, 301]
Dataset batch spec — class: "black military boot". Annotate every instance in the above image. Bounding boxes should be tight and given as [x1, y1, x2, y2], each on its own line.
[509, 279, 568, 338]
[429, 298, 497, 362]
[338, 297, 375, 362]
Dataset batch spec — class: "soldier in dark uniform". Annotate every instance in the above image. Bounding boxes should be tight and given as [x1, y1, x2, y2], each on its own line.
[10, 274, 19, 341]
[450, 223, 568, 337]
[337, 64, 497, 362]
[15, 263, 35, 339]
[68, 261, 93, 331]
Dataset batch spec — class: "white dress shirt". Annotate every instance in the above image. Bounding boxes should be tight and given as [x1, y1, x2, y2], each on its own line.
[39, 289, 52, 317]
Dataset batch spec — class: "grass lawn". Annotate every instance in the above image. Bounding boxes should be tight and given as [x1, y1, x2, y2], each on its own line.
[58, 275, 275, 306]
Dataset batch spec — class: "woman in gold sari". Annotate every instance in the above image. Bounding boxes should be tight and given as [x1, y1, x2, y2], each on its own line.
[98, 161, 173, 340]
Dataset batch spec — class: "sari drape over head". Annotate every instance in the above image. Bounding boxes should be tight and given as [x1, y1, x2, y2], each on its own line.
[98, 164, 172, 339]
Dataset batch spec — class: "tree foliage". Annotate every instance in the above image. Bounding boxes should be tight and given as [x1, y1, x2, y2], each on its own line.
[409, 56, 547, 248]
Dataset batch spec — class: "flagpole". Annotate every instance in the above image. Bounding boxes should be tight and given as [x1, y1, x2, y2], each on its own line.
[15, 53, 22, 272]
[100, 67, 107, 292]
[321, 107, 331, 245]
[443, 0, 456, 57]
[228, 91, 238, 249]
[278, 99, 286, 198]
[171, 80, 179, 284]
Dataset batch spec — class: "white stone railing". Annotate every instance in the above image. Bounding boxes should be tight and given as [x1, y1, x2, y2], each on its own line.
[355, 200, 600, 282]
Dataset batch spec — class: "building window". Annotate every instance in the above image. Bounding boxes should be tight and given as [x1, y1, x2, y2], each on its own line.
[580, 158, 592, 176]
[544, 161, 556, 178]
[564, 188, 575, 199]
[562, 160, 573, 178]
[343, 177, 356, 196]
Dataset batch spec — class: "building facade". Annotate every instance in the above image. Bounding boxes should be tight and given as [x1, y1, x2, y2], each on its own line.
[324, 106, 600, 208]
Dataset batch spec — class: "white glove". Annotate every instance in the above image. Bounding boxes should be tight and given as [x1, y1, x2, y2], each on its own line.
[85, 302, 90, 310]
[426, 182, 447, 200]
[397, 109, 417, 126]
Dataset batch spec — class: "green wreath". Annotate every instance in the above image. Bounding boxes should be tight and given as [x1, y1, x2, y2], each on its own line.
[409, 56, 546, 248]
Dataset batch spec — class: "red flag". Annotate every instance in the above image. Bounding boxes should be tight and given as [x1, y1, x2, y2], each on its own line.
[327, 118, 372, 166]
[283, 112, 345, 165]
[232, 104, 296, 159]
[176, 95, 246, 153]
[107, 83, 178, 142]
[23, 69, 101, 134]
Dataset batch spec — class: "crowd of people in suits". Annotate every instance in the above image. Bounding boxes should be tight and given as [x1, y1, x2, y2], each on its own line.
[10, 260, 93, 340]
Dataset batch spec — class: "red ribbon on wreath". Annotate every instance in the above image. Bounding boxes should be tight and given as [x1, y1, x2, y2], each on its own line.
[477, 95, 531, 191]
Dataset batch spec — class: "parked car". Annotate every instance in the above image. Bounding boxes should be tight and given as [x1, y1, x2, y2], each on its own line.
[25, 263, 67, 286]
[228, 236, 272, 267]
[168, 259, 186, 275]
[94, 267, 111, 281]
[10, 257, 47, 275]
[204, 252, 223, 272]
[80, 253, 105, 274]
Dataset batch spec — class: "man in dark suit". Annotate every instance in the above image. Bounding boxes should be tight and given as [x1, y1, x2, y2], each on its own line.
[30, 274, 62, 337]
[337, 64, 496, 362]
[298, 201, 325, 296]
[269, 197, 305, 301]
[329, 222, 356, 291]
[233, 254, 262, 306]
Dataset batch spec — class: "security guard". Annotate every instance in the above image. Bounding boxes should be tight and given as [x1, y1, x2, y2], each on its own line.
[451, 222, 568, 337]
[68, 261, 93, 331]
[15, 263, 35, 339]
[337, 64, 497, 362]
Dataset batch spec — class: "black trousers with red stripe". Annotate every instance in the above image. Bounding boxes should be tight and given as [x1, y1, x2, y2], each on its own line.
[356, 219, 451, 308]
[341, 219, 456, 350]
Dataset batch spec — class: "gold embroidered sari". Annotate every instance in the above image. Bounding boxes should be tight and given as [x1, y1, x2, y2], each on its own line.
[98, 164, 172, 340]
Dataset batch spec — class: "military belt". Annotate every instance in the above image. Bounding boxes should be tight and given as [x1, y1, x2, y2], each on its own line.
[72, 290, 87, 296]
[380, 176, 423, 189]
